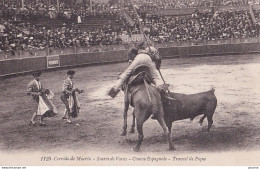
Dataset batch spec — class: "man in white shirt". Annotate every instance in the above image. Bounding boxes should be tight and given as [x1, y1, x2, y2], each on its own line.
[108, 46, 164, 119]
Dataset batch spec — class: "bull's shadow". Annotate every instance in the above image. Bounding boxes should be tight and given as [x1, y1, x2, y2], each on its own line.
[171, 126, 252, 152]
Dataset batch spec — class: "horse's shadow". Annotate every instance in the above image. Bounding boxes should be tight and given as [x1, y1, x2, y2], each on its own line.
[121, 126, 255, 152]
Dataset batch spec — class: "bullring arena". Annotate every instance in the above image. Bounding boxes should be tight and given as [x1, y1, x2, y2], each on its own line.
[1, 0, 260, 166]
[0, 53, 260, 165]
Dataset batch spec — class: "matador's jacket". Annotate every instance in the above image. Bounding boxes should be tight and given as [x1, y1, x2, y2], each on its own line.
[62, 77, 74, 99]
[61, 77, 80, 118]
[27, 79, 44, 103]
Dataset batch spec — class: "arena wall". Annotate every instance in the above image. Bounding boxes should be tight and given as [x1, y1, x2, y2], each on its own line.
[0, 57, 46, 76]
[177, 43, 260, 58]
[59, 50, 128, 67]
[158, 47, 179, 58]
[0, 50, 127, 77]
[1, 43, 260, 77]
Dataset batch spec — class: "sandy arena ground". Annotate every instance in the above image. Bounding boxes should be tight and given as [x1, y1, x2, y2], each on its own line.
[0, 54, 260, 165]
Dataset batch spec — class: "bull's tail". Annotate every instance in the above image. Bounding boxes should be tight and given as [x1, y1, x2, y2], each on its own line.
[206, 87, 216, 100]
[210, 86, 215, 93]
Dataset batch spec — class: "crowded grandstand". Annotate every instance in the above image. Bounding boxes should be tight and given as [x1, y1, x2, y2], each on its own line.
[0, 0, 260, 57]
[1, 0, 260, 160]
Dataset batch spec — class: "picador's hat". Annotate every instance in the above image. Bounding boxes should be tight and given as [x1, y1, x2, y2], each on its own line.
[32, 71, 41, 77]
[67, 70, 75, 75]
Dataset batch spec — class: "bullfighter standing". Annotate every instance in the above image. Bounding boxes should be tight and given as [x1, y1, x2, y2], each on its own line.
[61, 70, 83, 124]
[27, 71, 57, 126]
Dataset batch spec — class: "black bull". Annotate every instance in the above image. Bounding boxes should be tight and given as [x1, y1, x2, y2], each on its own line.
[121, 78, 217, 151]
[162, 88, 217, 133]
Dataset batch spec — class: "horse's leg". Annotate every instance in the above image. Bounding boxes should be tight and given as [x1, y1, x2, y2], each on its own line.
[133, 117, 144, 152]
[121, 94, 129, 136]
[167, 122, 172, 135]
[129, 110, 135, 133]
[132, 105, 149, 152]
[157, 115, 175, 150]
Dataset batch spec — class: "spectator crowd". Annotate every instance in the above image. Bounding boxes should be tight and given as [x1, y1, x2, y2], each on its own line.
[145, 10, 258, 43]
[0, 0, 260, 54]
[132, 0, 255, 10]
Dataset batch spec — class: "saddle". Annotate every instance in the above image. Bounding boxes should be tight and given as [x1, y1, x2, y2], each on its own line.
[127, 65, 153, 88]
[124, 65, 180, 107]
[123, 65, 153, 107]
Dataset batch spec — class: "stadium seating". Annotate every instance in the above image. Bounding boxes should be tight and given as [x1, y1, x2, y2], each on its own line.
[1, 0, 260, 56]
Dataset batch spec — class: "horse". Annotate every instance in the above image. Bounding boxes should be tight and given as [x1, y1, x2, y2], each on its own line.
[120, 65, 174, 151]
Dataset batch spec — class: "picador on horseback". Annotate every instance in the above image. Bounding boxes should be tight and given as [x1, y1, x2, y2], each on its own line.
[108, 45, 167, 119]
[108, 44, 175, 151]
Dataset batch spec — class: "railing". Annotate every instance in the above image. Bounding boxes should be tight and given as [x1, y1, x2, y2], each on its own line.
[150, 4, 256, 16]
[154, 36, 260, 48]
[1, 36, 260, 60]
[0, 44, 129, 60]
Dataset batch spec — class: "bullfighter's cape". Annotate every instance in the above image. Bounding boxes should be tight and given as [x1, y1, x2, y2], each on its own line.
[38, 91, 58, 118]
[69, 91, 80, 118]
